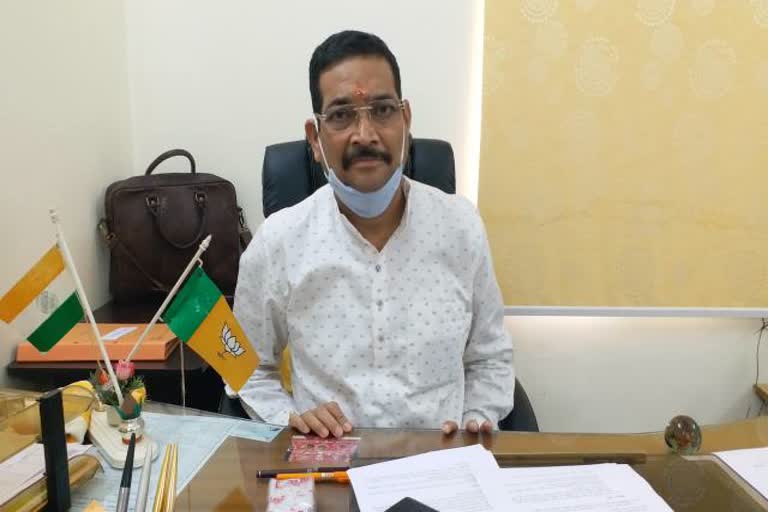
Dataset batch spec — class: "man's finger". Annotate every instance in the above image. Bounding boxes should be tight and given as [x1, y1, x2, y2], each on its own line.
[480, 421, 494, 433]
[315, 406, 344, 438]
[326, 401, 353, 432]
[302, 411, 330, 438]
[289, 413, 310, 434]
[442, 421, 458, 435]
[466, 420, 480, 433]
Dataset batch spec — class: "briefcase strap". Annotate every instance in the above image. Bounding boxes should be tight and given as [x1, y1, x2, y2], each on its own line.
[238, 207, 253, 249]
[97, 219, 170, 292]
[98, 201, 251, 293]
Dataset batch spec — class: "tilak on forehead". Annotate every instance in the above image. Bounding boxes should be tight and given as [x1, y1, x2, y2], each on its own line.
[353, 85, 367, 97]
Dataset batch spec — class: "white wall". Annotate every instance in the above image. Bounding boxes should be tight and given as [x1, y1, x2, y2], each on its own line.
[0, 2, 133, 385]
[123, 0, 482, 224]
[123, 0, 768, 432]
[510, 316, 768, 432]
[0, 1, 764, 433]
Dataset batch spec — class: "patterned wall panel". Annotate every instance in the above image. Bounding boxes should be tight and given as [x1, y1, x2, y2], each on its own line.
[480, 0, 768, 307]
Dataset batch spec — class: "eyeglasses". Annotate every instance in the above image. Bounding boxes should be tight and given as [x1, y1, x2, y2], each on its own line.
[316, 99, 405, 131]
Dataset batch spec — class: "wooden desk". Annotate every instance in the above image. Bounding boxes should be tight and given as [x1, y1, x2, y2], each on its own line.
[175, 416, 768, 511]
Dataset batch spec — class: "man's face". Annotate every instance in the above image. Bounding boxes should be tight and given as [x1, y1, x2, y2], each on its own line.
[306, 56, 411, 193]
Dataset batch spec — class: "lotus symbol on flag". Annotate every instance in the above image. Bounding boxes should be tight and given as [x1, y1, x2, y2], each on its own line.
[218, 322, 245, 358]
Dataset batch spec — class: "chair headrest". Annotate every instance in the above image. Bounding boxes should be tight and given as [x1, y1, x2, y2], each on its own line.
[262, 138, 456, 218]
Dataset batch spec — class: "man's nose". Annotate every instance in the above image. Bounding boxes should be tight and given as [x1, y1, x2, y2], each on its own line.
[351, 109, 378, 144]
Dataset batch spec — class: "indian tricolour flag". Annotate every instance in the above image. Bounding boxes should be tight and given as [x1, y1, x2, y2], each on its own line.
[163, 266, 259, 392]
[0, 245, 83, 352]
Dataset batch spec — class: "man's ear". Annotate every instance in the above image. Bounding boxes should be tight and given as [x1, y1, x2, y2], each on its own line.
[304, 119, 322, 163]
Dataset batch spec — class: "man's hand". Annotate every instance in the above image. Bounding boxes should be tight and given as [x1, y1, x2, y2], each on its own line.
[289, 401, 353, 438]
[441, 419, 493, 435]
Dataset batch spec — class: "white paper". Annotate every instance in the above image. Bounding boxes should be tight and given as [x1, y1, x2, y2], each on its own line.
[349, 448, 673, 512]
[0, 443, 91, 506]
[496, 464, 673, 511]
[348, 444, 506, 512]
[715, 447, 768, 500]
[101, 326, 137, 341]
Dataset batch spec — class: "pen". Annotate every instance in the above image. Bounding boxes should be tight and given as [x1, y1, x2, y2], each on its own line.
[495, 452, 647, 466]
[134, 445, 153, 512]
[116, 433, 136, 512]
[275, 471, 349, 483]
[257, 466, 349, 478]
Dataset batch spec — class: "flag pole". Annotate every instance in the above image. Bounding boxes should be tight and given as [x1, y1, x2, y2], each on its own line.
[49, 210, 123, 404]
[125, 235, 212, 363]
[179, 336, 187, 414]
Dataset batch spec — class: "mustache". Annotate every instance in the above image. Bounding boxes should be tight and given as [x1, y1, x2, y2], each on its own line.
[342, 145, 392, 170]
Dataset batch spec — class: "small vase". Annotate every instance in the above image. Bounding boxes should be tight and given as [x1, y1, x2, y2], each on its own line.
[117, 414, 145, 444]
[106, 406, 121, 426]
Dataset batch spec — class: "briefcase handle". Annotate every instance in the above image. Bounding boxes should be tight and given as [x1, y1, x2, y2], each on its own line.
[145, 191, 209, 249]
[145, 149, 196, 175]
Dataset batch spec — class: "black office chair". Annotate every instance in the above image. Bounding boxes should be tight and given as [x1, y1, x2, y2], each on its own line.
[220, 138, 538, 432]
[261, 138, 455, 217]
[499, 378, 539, 432]
[219, 390, 249, 418]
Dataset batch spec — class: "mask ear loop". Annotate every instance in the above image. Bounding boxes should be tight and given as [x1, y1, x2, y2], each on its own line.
[398, 101, 409, 171]
[313, 117, 333, 180]
[399, 119, 407, 170]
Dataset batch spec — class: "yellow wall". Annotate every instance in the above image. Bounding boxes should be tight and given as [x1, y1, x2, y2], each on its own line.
[480, 0, 768, 307]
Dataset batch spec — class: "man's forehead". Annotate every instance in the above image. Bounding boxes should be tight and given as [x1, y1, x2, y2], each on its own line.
[319, 56, 397, 107]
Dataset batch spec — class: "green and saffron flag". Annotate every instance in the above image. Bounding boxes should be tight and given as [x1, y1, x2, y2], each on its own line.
[163, 267, 259, 392]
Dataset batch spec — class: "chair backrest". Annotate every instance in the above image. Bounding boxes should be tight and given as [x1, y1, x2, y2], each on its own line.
[498, 378, 539, 432]
[261, 138, 456, 218]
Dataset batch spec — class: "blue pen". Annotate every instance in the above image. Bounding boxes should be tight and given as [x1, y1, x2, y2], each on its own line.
[116, 433, 136, 512]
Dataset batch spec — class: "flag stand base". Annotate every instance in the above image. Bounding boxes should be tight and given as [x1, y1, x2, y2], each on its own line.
[89, 410, 158, 468]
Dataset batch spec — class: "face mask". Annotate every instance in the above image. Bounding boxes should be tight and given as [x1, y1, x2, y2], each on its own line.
[314, 119, 406, 219]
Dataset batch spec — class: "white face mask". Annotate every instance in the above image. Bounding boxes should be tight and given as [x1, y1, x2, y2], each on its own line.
[314, 118, 407, 219]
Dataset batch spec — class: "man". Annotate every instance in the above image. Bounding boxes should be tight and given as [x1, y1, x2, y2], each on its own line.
[233, 30, 514, 437]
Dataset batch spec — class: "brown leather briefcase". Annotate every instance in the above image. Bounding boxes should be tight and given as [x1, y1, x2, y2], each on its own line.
[99, 149, 251, 303]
